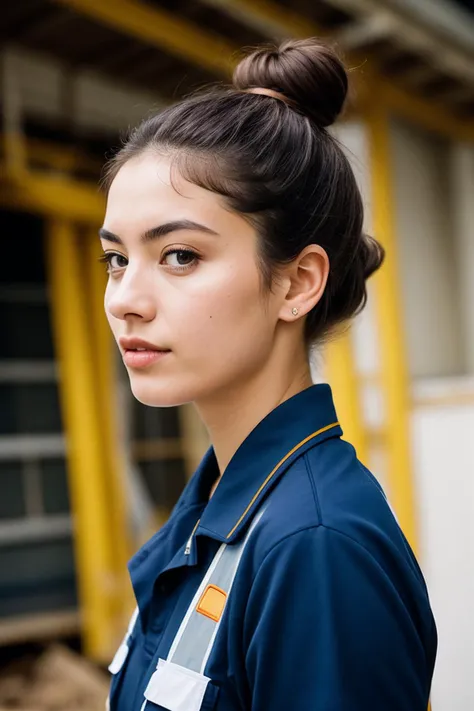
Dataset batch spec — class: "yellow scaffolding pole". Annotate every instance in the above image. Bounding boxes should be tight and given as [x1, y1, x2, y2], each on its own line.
[86, 234, 134, 628]
[365, 105, 418, 553]
[52, 0, 236, 76]
[46, 220, 117, 661]
[325, 332, 368, 466]
[0, 169, 104, 222]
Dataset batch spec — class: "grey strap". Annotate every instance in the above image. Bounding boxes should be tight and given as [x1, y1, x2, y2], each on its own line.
[167, 506, 266, 674]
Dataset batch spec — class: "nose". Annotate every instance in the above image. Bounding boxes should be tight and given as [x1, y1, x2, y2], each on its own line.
[106, 266, 157, 323]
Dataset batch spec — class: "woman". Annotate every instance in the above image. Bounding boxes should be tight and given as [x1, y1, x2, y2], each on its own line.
[102, 38, 436, 711]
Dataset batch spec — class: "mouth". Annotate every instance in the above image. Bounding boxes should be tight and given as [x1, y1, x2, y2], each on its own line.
[119, 338, 172, 369]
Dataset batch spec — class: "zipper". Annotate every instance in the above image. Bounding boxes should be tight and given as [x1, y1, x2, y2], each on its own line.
[185, 519, 200, 555]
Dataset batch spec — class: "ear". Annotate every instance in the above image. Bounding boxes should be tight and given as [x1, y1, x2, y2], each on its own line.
[278, 244, 329, 323]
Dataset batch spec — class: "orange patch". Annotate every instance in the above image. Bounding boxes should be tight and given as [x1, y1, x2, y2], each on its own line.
[196, 585, 227, 622]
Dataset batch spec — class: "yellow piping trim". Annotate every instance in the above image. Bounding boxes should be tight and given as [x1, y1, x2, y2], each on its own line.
[226, 422, 340, 538]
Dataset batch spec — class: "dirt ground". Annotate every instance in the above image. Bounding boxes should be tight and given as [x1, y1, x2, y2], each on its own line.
[0, 645, 109, 711]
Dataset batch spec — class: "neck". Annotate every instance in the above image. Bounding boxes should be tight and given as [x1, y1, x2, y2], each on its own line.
[194, 353, 313, 485]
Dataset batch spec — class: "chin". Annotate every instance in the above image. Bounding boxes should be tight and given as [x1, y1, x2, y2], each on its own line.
[128, 371, 202, 408]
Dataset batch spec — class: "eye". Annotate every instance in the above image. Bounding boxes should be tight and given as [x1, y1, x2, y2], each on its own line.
[98, 252, 128, 272]
[161, 248, 200, 270]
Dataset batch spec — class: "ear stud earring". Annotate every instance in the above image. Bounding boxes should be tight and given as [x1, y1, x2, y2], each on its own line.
[291, 307, 299, 316]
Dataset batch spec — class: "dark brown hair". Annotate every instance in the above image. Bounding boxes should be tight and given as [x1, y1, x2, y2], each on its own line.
[103, 38, 384, 345]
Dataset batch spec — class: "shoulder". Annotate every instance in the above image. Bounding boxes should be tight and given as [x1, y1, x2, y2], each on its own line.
[250, 436, 426, 594]
[253, 437, 393, 553]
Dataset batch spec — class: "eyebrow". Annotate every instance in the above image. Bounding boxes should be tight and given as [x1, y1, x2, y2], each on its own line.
[99, 219, 219, 245]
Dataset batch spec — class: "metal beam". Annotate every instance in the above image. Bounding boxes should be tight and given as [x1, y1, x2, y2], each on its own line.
[0, 434, 65, 460]
[437, 85, 474, 105]
[382, 0, 474, 58]
[0, 360, 57, 383]
[0, 515, 72, 546]
[199, 0, 474, 141]
[324, 0, 474, 84]
[376, 79, 474, 142]
[0, 169, 104, 223]
[46, 0, 474, 143]
[334, 14, 395, 50]
[51, 0, 237, 77]
[398, 64, 439, 88]
[198, 0, 317, 41]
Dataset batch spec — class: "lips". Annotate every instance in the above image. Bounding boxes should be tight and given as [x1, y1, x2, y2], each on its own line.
[119, 337, 168, 352]
[119, 337, 171, 369]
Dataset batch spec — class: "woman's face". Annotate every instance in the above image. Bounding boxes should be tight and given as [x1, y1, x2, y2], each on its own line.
[101, 152, 287, 408]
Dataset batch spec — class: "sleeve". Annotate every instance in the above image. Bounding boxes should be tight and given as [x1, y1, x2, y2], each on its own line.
[243, 526, 434, 711]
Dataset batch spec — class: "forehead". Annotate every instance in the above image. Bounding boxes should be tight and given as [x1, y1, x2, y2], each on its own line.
[104, 152, 229, 235]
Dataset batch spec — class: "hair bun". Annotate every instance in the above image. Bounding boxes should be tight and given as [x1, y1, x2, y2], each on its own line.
[233, 38, 348, 128]
[358, 234, 385, 280]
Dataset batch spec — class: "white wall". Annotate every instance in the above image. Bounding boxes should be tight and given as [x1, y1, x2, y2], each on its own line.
[450, 144, 474, 375]
[3, 46, 163, 135]
[412, 378, 474, 711]
[390, 119, 464, 378]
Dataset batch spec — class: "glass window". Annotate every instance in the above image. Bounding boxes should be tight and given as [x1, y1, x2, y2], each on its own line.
[0, 383, 62, 434]
[133, 401, 182, 440]
[0, 461, 25, 519]
[41, 458, 70, 514]
[139, 458, 187, 512]
[1, 213, 45, 283]
[0, 539, 77, 618]
[0, 302, 54, 359]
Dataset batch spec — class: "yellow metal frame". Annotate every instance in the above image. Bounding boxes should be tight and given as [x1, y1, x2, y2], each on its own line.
[53, 0, 236, 76]
[373, 77, 474, 144]
[46, 220, 119, 661]
[0, 169, 104, 223]
[365, 104, 418, 553]
[325, 332, 368, 466]
[25, 138, 101, 175]
[86, 235, 134, 628]
[0, 134, 101, 179]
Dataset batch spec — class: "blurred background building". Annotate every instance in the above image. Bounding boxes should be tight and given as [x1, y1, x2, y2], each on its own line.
[0, 0, 473, 708]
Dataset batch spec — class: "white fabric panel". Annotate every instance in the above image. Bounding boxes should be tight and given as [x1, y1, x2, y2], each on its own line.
[145, 659, 210, 711]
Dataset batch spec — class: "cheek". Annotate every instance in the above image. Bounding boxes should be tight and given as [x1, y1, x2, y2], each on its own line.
[175, 262, 265, 346]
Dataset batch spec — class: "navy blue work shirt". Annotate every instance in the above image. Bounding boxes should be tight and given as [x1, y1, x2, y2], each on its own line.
[109, 384, 437, 711]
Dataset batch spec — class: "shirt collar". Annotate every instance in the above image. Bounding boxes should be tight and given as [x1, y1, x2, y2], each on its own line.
[197, 383, 342, 544]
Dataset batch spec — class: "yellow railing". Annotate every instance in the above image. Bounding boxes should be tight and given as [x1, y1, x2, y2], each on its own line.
[46, 220, 118, 661]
